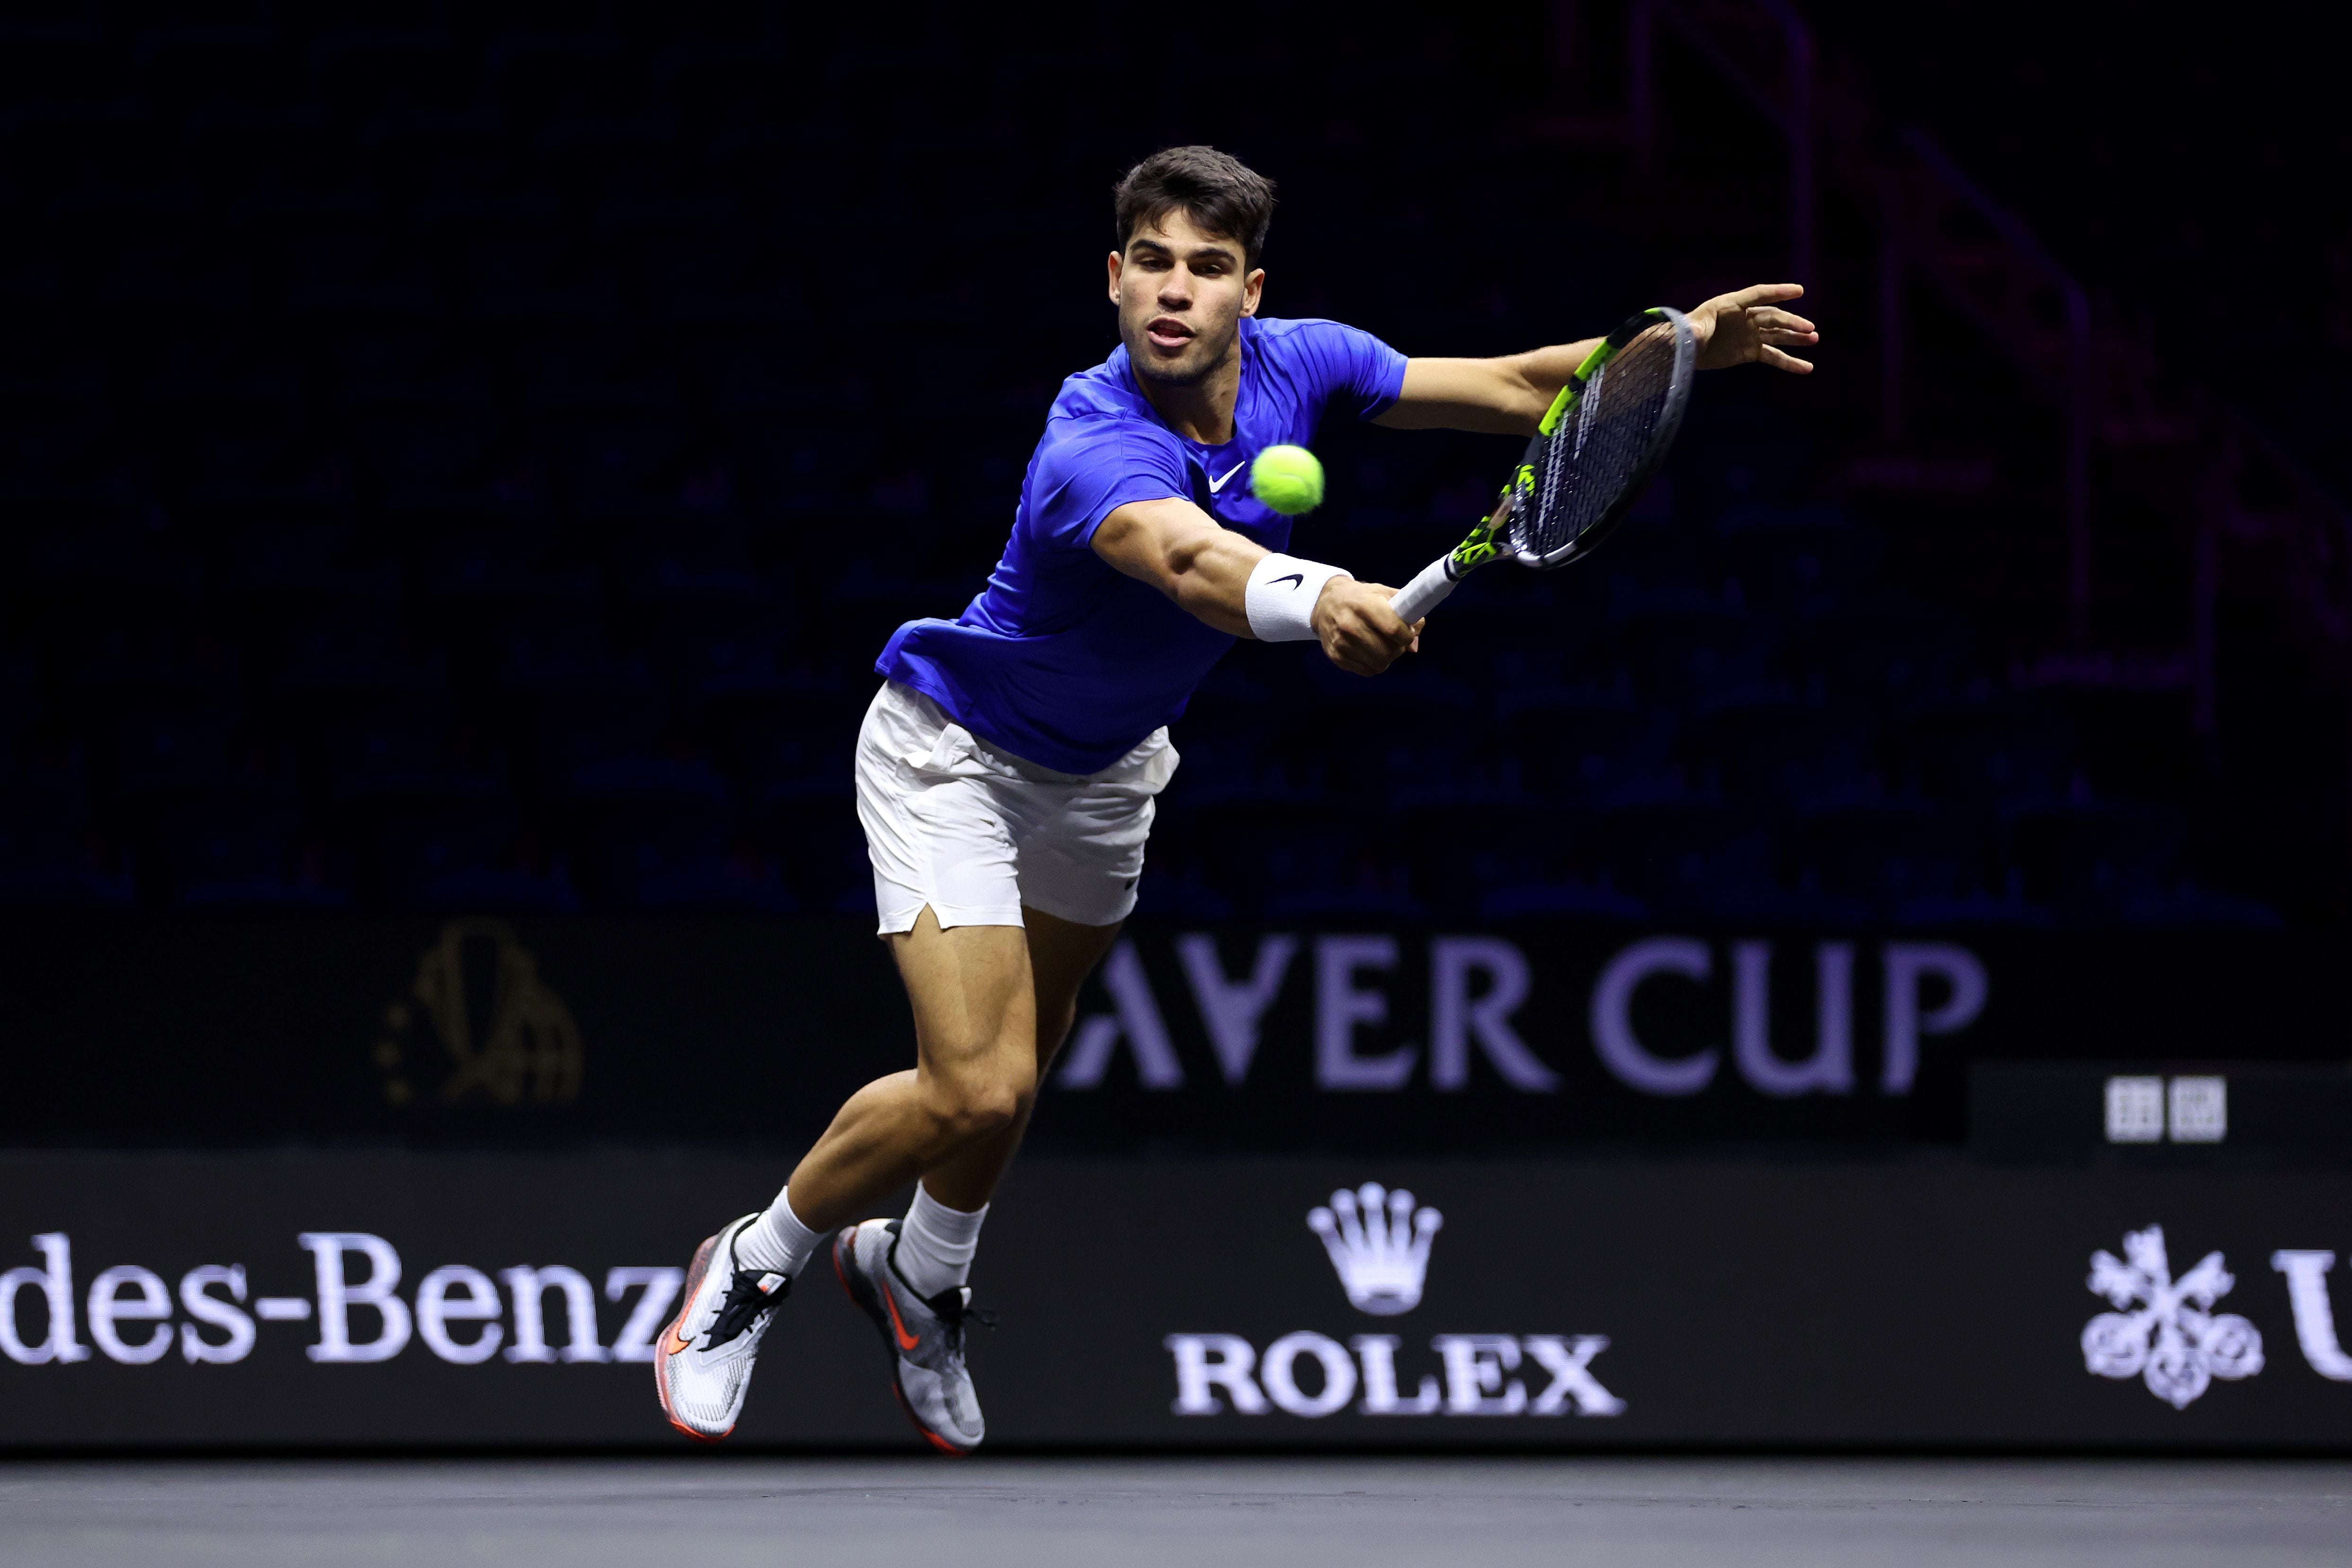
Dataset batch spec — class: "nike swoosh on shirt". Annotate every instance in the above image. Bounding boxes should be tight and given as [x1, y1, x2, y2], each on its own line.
[1207, 460, 1248, 493]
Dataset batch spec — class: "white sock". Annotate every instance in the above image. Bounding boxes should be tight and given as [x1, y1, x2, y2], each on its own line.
[734, 1187, 823, 1278]
[893, 1185, 988, 1299]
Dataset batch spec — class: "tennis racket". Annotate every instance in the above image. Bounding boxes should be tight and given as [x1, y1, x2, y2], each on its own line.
[1390, 306, 1696, 623]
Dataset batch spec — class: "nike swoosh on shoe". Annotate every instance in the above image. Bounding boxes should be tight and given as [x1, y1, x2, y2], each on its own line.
[884, 1286, 922, 1353]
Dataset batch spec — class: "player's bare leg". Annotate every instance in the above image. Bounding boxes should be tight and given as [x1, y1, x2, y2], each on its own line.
[826, 904, 1118, 1450]
[918, 905, 1122, 1208]
[782, 908, 1039, 1227]
[655, 904, 1116, 1445]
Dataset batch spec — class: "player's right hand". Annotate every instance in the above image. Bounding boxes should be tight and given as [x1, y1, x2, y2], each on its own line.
[1313, 580, 1422, 675]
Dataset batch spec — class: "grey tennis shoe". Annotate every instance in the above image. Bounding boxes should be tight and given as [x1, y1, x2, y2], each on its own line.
[654, 1212, 790, 1442]
[831, 1217, 990, 1453]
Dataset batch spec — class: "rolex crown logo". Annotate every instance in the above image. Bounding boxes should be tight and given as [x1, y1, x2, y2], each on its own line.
[1307, 1183, 1443, 1316]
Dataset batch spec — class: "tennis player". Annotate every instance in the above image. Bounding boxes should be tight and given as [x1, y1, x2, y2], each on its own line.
[656, 145, 1818, 1449]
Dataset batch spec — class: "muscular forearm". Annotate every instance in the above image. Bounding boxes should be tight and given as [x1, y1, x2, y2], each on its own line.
[1159, 516, 1263, 637]
[1090, 497, 1420, 673]
[1092, 497, 1261, 636]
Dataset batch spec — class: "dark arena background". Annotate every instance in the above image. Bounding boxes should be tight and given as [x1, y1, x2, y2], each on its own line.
[4, 1, 2350, 1563]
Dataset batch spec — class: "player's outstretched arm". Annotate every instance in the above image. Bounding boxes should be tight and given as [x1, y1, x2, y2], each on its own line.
[1375, 284, 1818, 435]
[1092, 498, 1421, 675]
[1375, 340, 1603, 434]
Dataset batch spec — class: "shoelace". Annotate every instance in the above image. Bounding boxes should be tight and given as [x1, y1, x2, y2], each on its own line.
[705, 1269, 790, 1349]
[925, 1287, 998, 1359]
[884, 1226, 997, 1357]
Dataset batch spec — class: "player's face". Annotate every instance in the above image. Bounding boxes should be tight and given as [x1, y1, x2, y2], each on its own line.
[1107, 209, 1264, 388]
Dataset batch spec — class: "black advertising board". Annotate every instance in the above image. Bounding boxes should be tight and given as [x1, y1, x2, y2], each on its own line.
[4, 1151, 2351, 1450]
[2, 915, 2347, 1154]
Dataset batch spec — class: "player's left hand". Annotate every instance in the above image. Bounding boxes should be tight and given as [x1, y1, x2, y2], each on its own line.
[1688, 283, 1817, 374]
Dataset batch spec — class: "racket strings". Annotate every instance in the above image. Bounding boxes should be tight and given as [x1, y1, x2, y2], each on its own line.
[1515, 323, 1681, 562]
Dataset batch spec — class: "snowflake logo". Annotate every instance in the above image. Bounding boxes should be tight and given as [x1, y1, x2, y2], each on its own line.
[2081, 1225, 2264, 1409]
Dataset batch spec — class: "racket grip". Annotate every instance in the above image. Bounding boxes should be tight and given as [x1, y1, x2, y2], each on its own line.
[1390, 557, 1458, 623]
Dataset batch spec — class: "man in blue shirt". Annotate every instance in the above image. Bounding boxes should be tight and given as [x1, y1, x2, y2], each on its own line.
[655, 146, 1820, 1449]
[872, 305, 1411, 773]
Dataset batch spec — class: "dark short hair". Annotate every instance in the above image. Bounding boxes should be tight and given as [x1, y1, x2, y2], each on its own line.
[1113, 146, 1276, 270]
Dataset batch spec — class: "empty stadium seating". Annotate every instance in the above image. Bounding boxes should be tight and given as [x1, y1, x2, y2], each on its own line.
[0, 4, 2297, 925]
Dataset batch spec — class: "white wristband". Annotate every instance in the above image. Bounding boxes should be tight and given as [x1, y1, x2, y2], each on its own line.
[1245, 553, 1351, 643]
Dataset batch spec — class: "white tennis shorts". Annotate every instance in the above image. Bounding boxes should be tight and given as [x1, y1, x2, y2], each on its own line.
[854, 680, 1179, 934]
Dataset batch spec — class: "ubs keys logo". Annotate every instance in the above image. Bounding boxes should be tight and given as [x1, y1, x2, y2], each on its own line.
[1165, 1183, 1623, 1420]
[2082, 1225, 2264, 1409]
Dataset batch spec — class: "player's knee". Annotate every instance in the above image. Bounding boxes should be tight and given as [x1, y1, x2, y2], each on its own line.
[940, 1079, 1022, 1141]
[928, 1057, 1030, 1142]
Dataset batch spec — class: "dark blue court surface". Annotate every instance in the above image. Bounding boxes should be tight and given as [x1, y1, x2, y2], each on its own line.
[4, 1457, 2347, 1567]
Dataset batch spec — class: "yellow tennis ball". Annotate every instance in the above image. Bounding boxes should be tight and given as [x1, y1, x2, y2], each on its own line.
[1250, 444, 1325, 515]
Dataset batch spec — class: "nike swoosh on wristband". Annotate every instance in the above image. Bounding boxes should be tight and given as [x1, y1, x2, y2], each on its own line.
[1272, 573, 1304, 589]
[1207, 460, 1247, 493]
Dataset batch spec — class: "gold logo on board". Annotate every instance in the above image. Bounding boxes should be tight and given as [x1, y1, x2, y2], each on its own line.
[373, 918, 583, 1107]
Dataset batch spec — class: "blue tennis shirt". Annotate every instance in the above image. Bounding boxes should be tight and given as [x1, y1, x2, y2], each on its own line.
[874, 315, 1409, 773]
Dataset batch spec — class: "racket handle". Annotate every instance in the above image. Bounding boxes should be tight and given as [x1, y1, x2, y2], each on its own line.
[1390, 557, 1458, 623]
